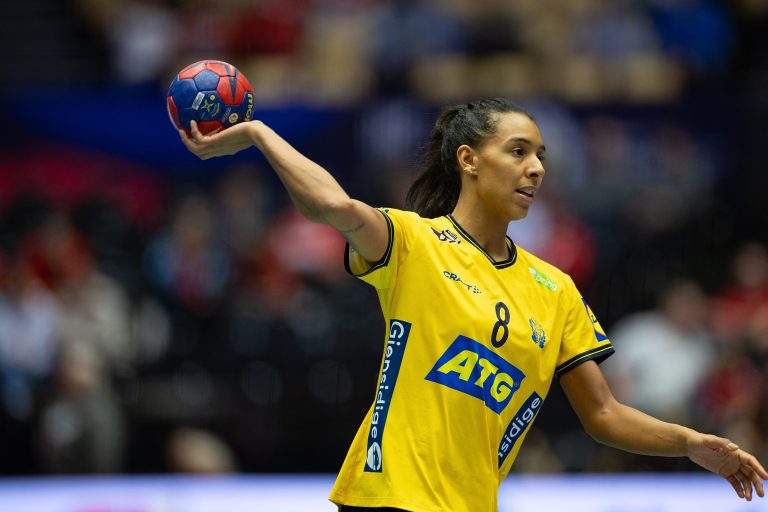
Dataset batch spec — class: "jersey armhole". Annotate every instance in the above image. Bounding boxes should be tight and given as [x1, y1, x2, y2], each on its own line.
[554, 345, 615, 379]
[343, 209, 395, 277]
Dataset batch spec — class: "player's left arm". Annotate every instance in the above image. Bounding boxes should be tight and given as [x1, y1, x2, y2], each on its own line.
[560, 360, 768, 501]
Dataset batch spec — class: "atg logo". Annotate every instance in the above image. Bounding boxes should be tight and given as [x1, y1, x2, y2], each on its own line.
[364, 319, 411, 472]
[425, 336, 525, 414]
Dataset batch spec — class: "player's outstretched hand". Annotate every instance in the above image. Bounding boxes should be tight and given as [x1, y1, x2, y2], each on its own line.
[687, 433, 768, 500]
[179, 120, 256, 160]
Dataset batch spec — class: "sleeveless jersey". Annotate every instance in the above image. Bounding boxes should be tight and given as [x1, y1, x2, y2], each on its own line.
[329, 208, 614, 512]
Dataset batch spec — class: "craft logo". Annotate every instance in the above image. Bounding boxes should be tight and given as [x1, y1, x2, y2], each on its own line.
[443, 270, 481, 294]
[425, 335, 525, 414]
[529, 318, 546, 349]
[528, 267, 558, 292]
[498, 391, 543, 467]
[581, 298, 609, 342]
[364, 319, 411, 472]
[431, 227, 461, 244]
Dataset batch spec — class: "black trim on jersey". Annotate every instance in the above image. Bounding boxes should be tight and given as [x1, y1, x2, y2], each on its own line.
[343, 209, 394, 277]
[554, 344, 615, 379]
[445, 215, 517, 269]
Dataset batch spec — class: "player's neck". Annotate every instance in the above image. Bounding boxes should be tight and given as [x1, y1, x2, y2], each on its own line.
[450, 204, 510, 262]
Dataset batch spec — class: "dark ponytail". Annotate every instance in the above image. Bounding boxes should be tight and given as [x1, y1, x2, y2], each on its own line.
[406, 98, 533, 218]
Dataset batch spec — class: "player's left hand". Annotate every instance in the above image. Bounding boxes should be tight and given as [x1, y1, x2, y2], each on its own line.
[687, 433, 768, 500]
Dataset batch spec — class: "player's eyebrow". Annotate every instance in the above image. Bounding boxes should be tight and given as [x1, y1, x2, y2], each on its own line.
[506, 137, 546, 153]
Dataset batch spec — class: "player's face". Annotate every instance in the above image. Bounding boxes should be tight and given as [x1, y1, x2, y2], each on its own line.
[472, 112, 546, 221]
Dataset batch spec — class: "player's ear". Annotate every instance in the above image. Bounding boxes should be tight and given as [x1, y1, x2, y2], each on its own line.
[456, 144, 477, 177]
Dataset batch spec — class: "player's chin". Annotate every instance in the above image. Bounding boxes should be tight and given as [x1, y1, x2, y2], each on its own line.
[508, 205, 531, 222]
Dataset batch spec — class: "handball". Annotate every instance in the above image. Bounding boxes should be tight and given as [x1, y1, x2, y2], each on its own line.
[167, 60, 254, 136]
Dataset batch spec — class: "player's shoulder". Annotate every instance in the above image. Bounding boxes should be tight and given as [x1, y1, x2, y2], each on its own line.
[379, 207, 427, 222]
[514, 245, 576, 294]
[379, 207, 450, 233]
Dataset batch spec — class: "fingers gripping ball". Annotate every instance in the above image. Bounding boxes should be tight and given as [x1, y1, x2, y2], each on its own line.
[167, 60, 254, 136]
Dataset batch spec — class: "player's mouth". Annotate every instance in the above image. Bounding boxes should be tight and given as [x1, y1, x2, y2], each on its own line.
[515, 187, 537, 203]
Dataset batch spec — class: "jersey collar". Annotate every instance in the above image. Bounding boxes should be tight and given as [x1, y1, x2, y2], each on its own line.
[445, 215, 517, 269]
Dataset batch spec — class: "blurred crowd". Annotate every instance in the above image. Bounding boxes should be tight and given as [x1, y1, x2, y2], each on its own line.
[4, 0, 760, 99]
[0, 0, 766, 478]
[74, 0, 742, 103]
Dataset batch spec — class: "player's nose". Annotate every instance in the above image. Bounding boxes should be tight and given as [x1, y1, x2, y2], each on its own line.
[526, 158, 545, 178]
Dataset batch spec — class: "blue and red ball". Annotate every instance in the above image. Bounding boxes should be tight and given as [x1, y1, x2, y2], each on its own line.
[167, 60, 254, 136]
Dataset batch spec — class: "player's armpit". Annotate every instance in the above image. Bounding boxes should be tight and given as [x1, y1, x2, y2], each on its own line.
[328, 199, 390, 264]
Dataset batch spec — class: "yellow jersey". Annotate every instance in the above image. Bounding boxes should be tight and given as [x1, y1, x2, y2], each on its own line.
[329, 208, 613, 512]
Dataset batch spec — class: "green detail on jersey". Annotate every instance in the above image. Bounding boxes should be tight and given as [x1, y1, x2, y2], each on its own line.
[528, 267, 558, 292]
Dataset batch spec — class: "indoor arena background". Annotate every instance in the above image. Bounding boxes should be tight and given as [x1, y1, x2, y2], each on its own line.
[0, 1, 766, 511]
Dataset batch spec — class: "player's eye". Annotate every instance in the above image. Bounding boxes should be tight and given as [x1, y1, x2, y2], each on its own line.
[511, 148, 524, 157]
[537, 153, 546, 162]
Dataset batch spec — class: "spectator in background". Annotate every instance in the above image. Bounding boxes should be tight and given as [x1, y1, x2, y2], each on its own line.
[577, 116, 638, 223]
[22, 212, 134, 373]
[215, 166, 271, 263]
[577, 117, 714, 238]
[604, 279, 715, 424]
[253, 207, 346, 356]
[144, 193, 231, 315]
[78, 0, 181, 84]
[712, 242, 768, 346]
[143, 192, 231, 362]
[625, 122, 715, 236]
[35, 338, 125, 474]
[702, 242, 768, 461]
[0, 246, 59, 422]
[224, 0, 306, 57]
[695, 344, 764, 446]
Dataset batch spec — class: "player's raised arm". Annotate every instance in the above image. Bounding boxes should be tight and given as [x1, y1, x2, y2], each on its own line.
[561, 360, 768, 501]
[180, 119, 389, 263]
